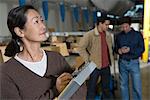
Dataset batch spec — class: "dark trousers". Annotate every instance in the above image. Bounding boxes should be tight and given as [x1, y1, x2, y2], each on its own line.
[87, 67, 112, 100]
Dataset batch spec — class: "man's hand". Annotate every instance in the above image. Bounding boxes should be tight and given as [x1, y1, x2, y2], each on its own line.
[118, 46, 130, 54]
[56, 73, 73, 93]
[118, 48, 122, 54]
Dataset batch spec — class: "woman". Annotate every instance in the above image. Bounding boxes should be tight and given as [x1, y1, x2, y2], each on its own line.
[0, 5, 86, 100]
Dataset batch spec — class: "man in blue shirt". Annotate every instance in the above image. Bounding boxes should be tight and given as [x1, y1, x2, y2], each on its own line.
[114, 16, 145, 100]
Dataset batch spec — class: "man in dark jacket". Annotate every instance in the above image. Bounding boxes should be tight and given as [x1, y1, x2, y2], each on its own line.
[114, 16, 145, 100]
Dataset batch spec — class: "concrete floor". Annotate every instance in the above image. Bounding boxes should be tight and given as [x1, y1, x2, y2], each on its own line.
[140, 63, 150, 100]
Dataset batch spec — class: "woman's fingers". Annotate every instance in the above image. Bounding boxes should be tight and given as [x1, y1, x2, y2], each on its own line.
[56, 73, 73, 93]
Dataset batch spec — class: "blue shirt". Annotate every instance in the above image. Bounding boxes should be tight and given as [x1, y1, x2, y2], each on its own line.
[114, 28, 145, 60]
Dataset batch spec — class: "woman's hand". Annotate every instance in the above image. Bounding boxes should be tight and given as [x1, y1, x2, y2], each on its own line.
[56, 73, 73, 93]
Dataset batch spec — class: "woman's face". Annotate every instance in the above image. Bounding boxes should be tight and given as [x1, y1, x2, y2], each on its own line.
[21, 9, 47, 42]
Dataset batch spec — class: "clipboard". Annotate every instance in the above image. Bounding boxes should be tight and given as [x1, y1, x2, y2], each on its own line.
[58, 61, 97, 100]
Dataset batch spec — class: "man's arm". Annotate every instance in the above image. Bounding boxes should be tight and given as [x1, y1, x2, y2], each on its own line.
[129, 32, 145, 58]
[78, 33, 90, 63]
[114, 35, 120, 54]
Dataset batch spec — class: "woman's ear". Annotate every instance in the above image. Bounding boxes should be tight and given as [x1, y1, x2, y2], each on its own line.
[14, 27, 24, 37]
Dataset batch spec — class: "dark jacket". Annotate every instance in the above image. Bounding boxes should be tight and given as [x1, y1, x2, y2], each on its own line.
[114, 28, 145, 60]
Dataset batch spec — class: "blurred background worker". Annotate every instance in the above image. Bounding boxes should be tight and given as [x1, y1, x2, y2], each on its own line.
[114, 16, 145, 100]
[79, 16, 114, 100]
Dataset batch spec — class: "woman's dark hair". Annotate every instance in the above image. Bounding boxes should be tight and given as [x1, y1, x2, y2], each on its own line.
[5, 5, 37, 57]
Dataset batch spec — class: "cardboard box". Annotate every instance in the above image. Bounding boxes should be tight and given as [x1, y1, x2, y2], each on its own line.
[42, 46, 60, 53]
[51, 43, 69, 56]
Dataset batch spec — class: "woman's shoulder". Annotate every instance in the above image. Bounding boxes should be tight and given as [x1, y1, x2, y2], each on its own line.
[44, 51, 63, 58]
[1, 58, 15, 66]
[0, 58, 17, 73]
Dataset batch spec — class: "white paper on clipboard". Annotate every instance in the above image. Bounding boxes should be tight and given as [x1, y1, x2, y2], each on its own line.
[58, 61, 97, 100]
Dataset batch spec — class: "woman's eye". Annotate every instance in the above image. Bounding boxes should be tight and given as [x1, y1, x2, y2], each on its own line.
[35, 20, 38, 23]
[33, 18, 44, 24]
[41, 19, 44, 22]
[33, 20, 39, 24]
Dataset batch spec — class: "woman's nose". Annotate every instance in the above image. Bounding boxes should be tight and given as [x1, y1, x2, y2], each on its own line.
[41, 22, 46, 30]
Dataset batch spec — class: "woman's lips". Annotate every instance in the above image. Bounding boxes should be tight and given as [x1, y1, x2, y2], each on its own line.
[40, 31, 46, 35]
